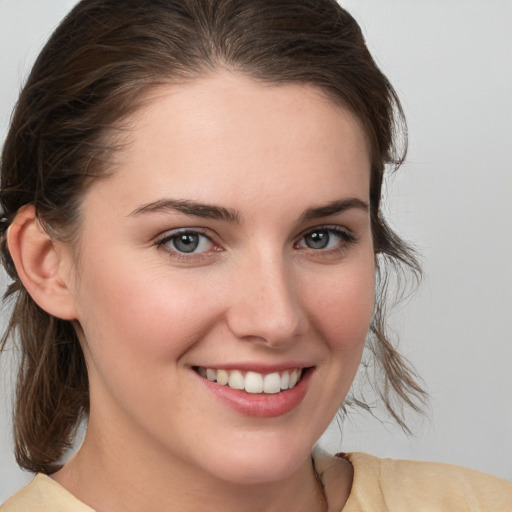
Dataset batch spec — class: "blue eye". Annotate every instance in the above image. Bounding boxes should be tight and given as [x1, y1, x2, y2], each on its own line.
[160, 230, 214, 254]
[297, 227, 355, 250]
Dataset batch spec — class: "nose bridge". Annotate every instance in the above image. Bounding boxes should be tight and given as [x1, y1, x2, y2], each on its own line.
[227, 248, 303, 346]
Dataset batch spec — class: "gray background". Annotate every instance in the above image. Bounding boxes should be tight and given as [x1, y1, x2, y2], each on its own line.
[1, 0, 511, 500]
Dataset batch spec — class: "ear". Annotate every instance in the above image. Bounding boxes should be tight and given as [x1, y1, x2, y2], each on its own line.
[7, 205, 78, 320]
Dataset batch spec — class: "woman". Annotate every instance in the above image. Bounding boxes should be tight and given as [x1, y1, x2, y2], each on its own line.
[1, 0, 511, 510]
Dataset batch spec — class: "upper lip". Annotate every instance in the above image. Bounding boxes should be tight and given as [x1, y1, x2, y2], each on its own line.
[192, 362, 314, 374]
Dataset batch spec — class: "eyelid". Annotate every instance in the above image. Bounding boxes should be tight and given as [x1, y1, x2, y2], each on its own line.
[153, 224, 357, 261]
[156, 227, 208, 243]
[296, 224, 356, 242]
[294, 224, 357, 252]
[155, 227, 222, 257]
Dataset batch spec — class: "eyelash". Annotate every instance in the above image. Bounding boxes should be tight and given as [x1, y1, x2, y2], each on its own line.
[156, 228, 218, 261]
[294, 226, 357, 254]
[155, 226, 357, 260]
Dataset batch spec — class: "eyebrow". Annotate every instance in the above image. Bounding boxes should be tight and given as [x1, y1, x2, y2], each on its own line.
[299, 197, 369, 222]
[129, 198, 241, 223]
[129, 196, 368, 223]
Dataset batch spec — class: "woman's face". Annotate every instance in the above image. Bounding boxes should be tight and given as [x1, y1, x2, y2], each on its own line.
[66, 73, 375, 484]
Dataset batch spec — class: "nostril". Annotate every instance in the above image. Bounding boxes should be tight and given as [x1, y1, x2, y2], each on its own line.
[225, 263, 305, 345]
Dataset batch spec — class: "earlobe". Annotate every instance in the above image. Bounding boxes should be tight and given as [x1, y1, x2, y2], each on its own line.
[7, 205, 78, 320]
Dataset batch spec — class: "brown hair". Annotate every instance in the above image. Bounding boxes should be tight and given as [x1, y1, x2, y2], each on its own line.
[0, 0, 425, 475]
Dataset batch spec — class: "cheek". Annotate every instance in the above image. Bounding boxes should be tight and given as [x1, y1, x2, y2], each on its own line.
[74, 256, 224, 367]
[304, 260, 375, 354]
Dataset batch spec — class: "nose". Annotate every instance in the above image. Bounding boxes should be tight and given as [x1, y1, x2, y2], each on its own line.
[226, 253, 305, 348]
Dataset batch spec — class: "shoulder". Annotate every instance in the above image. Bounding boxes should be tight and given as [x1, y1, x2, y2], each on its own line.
[314, 450, 512, 512]
[0, 474, 94, 512]
[345, 452, 512, 512]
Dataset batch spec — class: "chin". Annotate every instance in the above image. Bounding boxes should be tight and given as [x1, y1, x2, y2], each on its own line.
[196, 438, 313, 485]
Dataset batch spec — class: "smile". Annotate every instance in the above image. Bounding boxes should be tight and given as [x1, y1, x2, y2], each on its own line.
[195, 367, 304, 394]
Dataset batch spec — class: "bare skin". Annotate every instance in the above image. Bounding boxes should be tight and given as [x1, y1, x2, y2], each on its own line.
[27, 72, 373, 511]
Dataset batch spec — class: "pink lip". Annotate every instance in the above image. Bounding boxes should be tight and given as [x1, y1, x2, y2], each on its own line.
[195, 367, 313, 418]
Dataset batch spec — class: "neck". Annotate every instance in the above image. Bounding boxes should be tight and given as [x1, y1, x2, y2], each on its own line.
[52, 425, 326, 512]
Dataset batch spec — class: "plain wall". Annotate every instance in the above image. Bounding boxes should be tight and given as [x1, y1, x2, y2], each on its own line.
[1, 0, 511, 501]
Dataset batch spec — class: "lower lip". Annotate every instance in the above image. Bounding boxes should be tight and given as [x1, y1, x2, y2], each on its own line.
[197, 369, 312, 418]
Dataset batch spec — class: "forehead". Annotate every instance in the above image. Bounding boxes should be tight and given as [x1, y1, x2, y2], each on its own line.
[91, 72, 371, 215]
[132, 72, 370, 158]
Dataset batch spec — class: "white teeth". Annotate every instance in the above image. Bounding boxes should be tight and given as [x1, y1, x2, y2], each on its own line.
[245, 372, 263, 394]
[263, 372, 281, 394]
[228, 370, 245, 390]
[217, 369, 229, 386]
[289, 369, 299, 388]
[280, 371, 290, 390]
[197, 367, 304, 394]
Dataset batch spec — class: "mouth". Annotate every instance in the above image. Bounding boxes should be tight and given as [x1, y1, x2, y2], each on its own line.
[193, 367, 307, 395]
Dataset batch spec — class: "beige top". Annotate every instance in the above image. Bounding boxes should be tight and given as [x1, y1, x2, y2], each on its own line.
[2, 452, 512, 511]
